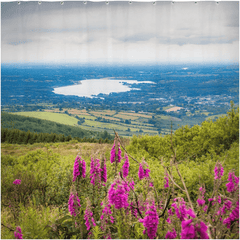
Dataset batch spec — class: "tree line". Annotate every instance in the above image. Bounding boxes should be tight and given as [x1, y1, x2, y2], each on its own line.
[1, 128, 113, 145]
[1, 111, 114, 141]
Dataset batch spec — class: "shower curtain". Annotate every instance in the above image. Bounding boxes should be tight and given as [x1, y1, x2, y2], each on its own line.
[1, 1, 239, 137]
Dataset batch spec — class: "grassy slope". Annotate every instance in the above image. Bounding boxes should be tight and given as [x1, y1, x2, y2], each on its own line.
[12, 112, 78, 126]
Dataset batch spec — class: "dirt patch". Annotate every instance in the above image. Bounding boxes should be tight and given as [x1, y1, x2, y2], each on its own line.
[165, 107, 183, 112]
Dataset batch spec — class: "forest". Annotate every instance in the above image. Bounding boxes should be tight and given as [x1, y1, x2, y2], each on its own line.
[1, 102, 239, 239]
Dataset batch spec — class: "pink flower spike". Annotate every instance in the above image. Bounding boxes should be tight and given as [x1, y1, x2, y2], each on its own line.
[117, 143, 122, 163]
[214, 161, 224, 180]
[14, 226, 23, 239]
[110, 142, 116, 163]
[68, 193, 81, 217]
[139, 203, 159, 239]
[138, 164, 145, 180]
[73, 156, 86, 182]
[197, 199, 205, 207]
[122, 154, 129, 178]
[13, 179, 21, 185]
[165, 228, 177, 239]
[226, 172, 239, 192]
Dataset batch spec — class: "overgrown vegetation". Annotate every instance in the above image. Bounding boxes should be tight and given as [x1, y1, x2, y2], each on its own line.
[1, 103, 239, 239]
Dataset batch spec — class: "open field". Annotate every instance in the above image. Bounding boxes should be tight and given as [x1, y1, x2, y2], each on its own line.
[12, 106, 212, 137]
[12, 112, 79, 126]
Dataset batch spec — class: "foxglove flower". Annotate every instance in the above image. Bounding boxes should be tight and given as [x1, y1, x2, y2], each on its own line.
[100, 203, 114, 231]
[117, 143, 122, 163]
[14, 226, 23, 239]
[68, 193, 81, 217]
[165, 228, 177, 239]
[180, 219, 196, 239]
[108, 178, 132, 209]
[101, 158, 107, 183]
[214, 161, 224, 180]
[164, 172, 169, 188]
[226, 172, 239, 193]
[110, 142, 116, 163]
[197, 199, 205, 207]
[171, 198, 196, 221]
[122, 154, 129, 178]
[223, 200, 239, 228]
[90, 158, 102, 186]
[13, 179, 21, 185]
[195, 221, 209, 239]
[197, 186, 206, 207]
[73, 156, 86, 182]
[138, 160, 150, 180]
[84, 200, 96, 231]
[139, 202, 159, 239]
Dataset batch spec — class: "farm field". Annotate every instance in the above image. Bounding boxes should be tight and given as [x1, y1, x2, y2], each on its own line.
[12, 111, 79, 126]
[11, 106, 216, 137]
[13, 109, 161, 137]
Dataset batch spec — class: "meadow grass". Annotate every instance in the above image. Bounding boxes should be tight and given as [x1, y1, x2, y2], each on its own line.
[13, 112, 78, 126]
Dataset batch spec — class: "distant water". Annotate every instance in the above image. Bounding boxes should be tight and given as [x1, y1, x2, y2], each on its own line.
[53, 79, 155, 98]
[1, 63, 239, 107]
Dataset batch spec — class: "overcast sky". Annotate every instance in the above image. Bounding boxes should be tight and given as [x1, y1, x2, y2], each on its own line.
[1, 1, 239, 65]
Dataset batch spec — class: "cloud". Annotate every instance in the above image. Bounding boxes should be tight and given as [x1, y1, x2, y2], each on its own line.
[1, 1, 238, 64]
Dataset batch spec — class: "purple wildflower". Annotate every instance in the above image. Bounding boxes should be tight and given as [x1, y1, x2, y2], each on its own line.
[138, 164, 145, 180]
[226, 172, 239, 193]
[73, 156, 86, 182]
[122, 154, 129, 178]
[130, 202, 138, 218]
[13, 179, 21, 185]
[171, 198, 196, 221]
[195, 221, 209, 239]
[14, 226, 23, 239]
[203, 205, 208, 212]
[223, 200, 239, 228]
[117, 143, 122, 163]
[214, 161, 224, 180]
[138, 160, 150, 180]
[180, 219, 196, 239]
[84, 201, 96, 231]
[197, 199, 205, 207]
[221, 200, 232, 215]
[90, 158, 102, 186]
[100, 203, 114, 231]
[139, 202, 159, 239]
[101, 158, 107, 183]
[164, 172, 169, 188]
[110, 142, 116, 163]
[165, 228, 177, 239]
[108, 179, 129, 209]
[68, 193, 81, 217]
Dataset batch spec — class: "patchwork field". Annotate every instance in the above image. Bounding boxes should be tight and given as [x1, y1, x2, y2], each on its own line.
[12, 106, 213, 137]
